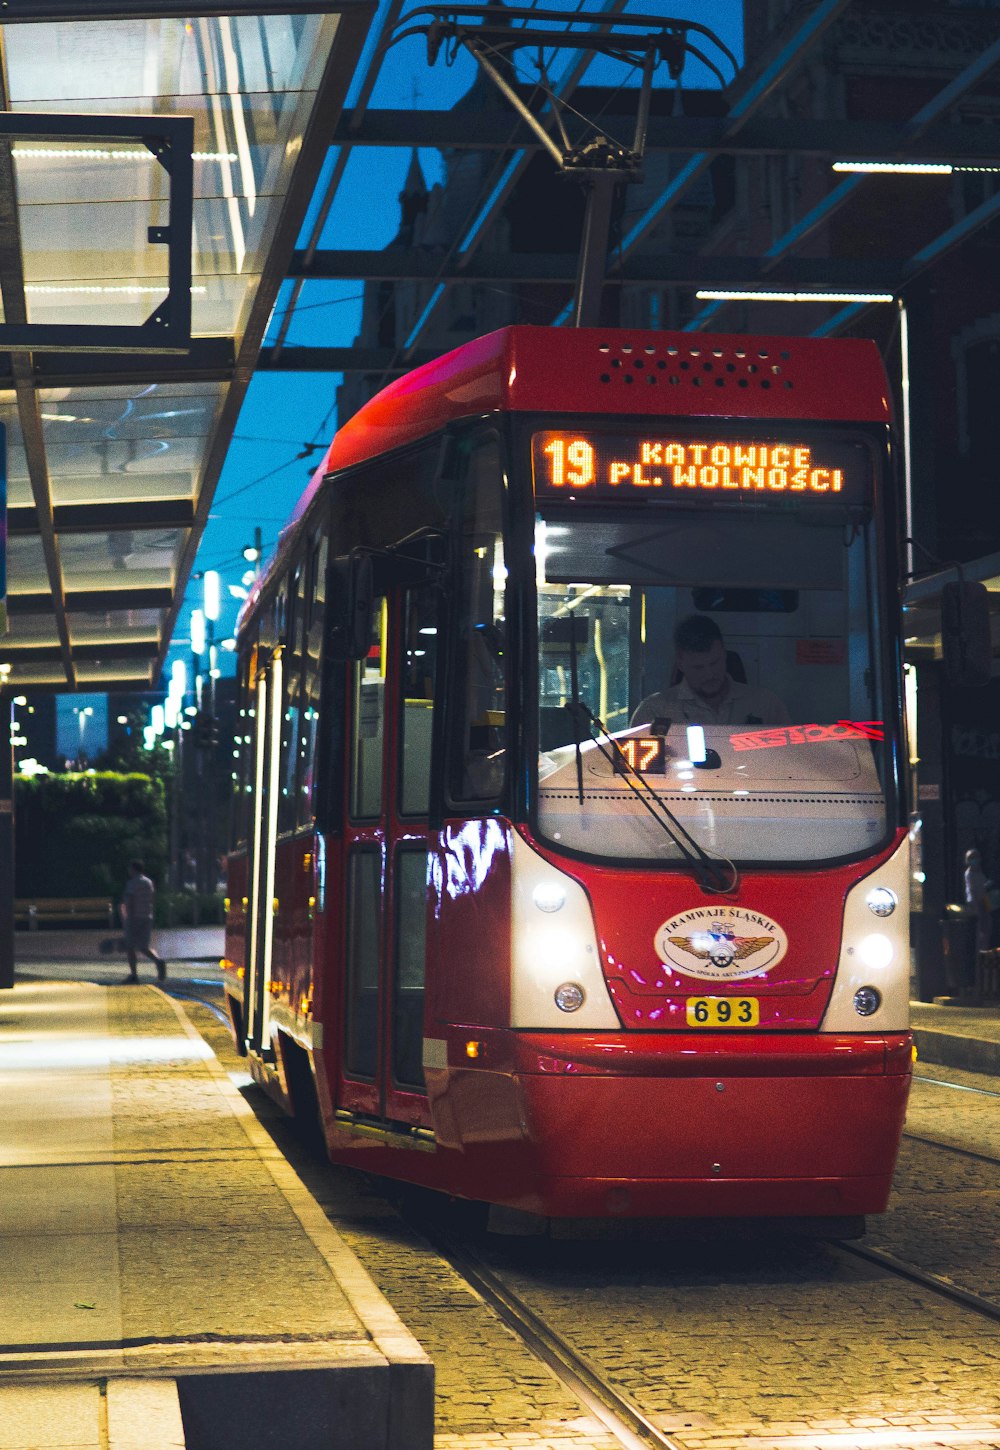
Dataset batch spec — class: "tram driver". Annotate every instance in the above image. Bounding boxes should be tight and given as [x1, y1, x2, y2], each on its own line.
[631, 614, 790, 729]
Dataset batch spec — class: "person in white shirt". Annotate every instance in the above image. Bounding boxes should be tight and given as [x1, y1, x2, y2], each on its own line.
[631, 614, 790, 728]
[964, 847, 993, 956]
[120, 859, 167, 983]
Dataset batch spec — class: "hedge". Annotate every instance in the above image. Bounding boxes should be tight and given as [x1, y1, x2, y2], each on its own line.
[15, 772, 168, 901]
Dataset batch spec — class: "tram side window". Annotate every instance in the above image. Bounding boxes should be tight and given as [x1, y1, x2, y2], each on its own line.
[232, 640, 256, 851]
[278, 560, 306, 835]
[344, 849, 380, 1080]
[297, 531, 328, 828]
[349, 596, 387, 820]
[450, 439, 507, 804]
[399, 585, 439, 817]
[259, 586, 281, 652]
[393, 848, 429, 1090]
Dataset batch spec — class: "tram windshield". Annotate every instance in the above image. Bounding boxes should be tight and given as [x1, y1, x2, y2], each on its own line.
[531, 426, 897, 867]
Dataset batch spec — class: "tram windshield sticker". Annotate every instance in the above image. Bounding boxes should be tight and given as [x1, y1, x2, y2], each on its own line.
[532, 431, 870, 505]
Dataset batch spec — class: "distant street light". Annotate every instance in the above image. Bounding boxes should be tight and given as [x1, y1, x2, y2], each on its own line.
[73, 705, 94, 759]
[190, 608, 206, 656]
[203, 571, 220, 623]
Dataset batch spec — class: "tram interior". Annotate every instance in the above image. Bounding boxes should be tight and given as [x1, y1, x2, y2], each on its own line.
[535, 508, 892, 862]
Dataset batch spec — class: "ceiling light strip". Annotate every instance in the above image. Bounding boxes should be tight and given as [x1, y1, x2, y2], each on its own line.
[695, 289, 895, 304]
[834, 158, 1000, 175]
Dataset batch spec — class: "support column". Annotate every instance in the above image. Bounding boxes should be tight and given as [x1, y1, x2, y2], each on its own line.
[912, 662, 947, 1001]
[0, 700, 14, 989]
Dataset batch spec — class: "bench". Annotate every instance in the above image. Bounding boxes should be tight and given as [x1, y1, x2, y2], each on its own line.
[15, 898, 115, 929]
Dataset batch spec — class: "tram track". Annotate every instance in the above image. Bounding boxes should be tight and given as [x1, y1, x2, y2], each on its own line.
[902, 1130, 1000, 1168]
[903, 1069, 1000, 1166]
[836, 1240, 1000, 1325]
[415, 1209, 1000, 1450]
[408, 1216, 685, 1450]
[914, 1073, 1000, 1100]
[159, 978, 230, 1029]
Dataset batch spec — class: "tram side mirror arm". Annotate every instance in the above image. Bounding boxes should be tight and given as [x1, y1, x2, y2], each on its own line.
[328, 551, 374, 662]
[941, 580, 993, 688]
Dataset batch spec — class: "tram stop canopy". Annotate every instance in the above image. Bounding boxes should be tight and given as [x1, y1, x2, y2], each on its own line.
[0, 0, 373, 693]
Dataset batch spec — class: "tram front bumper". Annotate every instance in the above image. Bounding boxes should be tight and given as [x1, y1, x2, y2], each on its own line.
[425, 1030, 913, 1218]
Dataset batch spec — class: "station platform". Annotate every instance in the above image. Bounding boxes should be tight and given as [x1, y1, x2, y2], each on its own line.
[0, 965, 433, 1450]
[910, 999, 1000, 1076]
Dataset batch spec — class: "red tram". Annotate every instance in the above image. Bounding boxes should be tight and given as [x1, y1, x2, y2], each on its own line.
[223, 326, 913, 1229]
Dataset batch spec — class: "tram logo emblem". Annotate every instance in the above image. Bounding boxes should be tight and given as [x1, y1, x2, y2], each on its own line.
[654, 906, 788, 981]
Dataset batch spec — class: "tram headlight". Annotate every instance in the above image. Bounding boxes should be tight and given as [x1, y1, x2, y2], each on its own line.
[533, 882, 566, 913]
[865, 886, 897, 918]
[554, 982, 585, 1013]
[853, 986, 882, 1017]
[857, 933, 894, 970]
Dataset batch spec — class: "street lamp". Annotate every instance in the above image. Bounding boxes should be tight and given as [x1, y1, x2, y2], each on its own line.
[242, 527, 262, 570]
[73, 704, 94, 761]
[190, 608, 206, 658]
[203, 571, 220, 624]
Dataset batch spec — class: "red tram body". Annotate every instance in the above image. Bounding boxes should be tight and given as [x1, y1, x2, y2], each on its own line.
[223, 327, 912, 1227]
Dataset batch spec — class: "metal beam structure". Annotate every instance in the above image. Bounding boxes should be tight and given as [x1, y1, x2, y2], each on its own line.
[689, 25, 1000, 332]
[259, 1, 1000, 383]
[0, 113, 193, 354]
[291, 247, 904, 289]
[331, 110, 1000, 165]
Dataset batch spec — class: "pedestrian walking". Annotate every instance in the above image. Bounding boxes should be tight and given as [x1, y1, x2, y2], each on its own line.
[964, 847, 993, 957]
[120, 860, 167, 982]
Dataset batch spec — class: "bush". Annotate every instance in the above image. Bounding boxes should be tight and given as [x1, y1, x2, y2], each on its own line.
[15, 772, 168, 900]
[156, 891, 225, 927]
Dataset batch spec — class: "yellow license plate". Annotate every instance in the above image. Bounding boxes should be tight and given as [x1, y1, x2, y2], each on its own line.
[685, 996, 759, 1027]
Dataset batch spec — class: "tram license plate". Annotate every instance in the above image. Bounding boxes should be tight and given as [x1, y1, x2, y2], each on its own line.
[685, 996, 759, 1027]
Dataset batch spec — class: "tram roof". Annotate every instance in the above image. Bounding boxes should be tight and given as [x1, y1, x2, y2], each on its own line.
[0, 1, 375, 695]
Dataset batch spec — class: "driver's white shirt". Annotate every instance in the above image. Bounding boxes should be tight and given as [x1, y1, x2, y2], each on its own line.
[630, 677, 790, 728]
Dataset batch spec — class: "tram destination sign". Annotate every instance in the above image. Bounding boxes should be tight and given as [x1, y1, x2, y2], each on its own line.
[532, 431, 869, 504]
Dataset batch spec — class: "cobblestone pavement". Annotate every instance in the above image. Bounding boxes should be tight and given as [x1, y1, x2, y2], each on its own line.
[188, 1000, 1000, 1450]
[866, 1063, 1000, 1311]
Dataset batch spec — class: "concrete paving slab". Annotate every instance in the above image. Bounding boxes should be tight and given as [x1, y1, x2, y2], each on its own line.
[106, 1379, 186, 1450]
[0, 1383, 103, 1450]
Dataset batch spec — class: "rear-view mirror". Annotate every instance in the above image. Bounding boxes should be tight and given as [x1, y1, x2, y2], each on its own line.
[328, 551, 374, 661]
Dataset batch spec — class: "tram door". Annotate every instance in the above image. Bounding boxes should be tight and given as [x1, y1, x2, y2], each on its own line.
[338, 583, 439, 1127]
[243, 648, 284, 1057]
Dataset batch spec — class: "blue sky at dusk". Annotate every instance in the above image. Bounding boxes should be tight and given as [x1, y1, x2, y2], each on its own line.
[166, 0, 744, 688]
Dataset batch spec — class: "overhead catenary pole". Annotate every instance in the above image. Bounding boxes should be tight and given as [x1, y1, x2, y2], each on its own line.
[0, 695, 13, 990]
[390, 6, 736, 330]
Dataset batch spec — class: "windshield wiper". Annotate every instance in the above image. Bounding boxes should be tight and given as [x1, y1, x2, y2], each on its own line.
[563, 700, 739, 896]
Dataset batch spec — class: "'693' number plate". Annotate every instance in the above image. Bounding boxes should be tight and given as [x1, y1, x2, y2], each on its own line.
[685, 996, 759, 1027]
